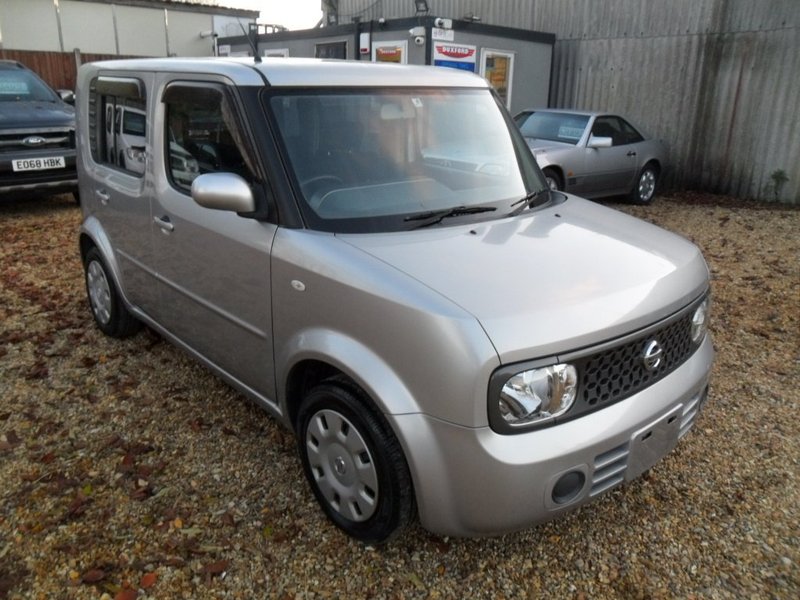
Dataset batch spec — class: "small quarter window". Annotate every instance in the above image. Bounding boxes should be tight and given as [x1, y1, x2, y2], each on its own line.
[89, 77, 146, 176]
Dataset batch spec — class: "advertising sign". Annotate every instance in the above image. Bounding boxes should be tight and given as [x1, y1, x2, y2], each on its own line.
[433, 43, 477, 72]
[373, 41, 408, 64]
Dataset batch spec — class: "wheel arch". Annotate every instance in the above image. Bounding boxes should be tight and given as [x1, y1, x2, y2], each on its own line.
[541, 165, 565, 189]
[79, 218, 131, 311]
[279, 331, 422, 432]
[642, 158, 661, 176]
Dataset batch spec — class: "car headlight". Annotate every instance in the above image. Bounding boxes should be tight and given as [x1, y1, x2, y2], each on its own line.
[691, 297, 710, 344]
[498, 363, 578, 427]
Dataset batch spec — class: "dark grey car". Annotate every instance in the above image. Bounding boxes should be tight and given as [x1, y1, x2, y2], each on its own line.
[514, 109, 667, 204]
[0, 60, 78, 199]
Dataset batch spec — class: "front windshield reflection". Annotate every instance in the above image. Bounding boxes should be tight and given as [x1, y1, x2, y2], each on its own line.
[268, 89, 542, 232]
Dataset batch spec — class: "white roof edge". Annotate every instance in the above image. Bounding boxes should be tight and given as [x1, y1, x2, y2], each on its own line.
[80, 57, 489, 89]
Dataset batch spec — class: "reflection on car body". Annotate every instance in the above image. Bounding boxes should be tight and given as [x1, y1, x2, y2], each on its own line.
[112, 104, 199, 184]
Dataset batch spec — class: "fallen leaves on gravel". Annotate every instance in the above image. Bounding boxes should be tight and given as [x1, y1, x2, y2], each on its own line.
[0, 193, 797, 599]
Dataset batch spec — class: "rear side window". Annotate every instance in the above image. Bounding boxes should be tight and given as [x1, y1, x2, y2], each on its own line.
[161, 83, 256, 193]
[89, 76, 146, 177]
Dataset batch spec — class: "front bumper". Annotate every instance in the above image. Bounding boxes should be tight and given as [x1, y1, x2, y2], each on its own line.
[392, 335, 714, 537]
[0, 150, 78, 195]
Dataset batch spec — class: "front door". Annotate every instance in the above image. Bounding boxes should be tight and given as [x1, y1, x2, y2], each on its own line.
[149, 77, 277, 401]
[583, 115, 639, 194]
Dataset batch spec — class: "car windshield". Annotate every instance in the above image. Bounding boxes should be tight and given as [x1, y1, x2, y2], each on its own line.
[267, 88, 546, 233]
[0, 67, 58, 102]
[515, 111, 590, 145]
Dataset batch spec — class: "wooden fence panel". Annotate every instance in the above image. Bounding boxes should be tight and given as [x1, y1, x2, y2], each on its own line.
[1, 49, 139, 91]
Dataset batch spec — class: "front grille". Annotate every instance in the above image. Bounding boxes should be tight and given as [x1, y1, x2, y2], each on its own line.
[0, 128, 75, 153]
[562, 296, 704, 423]
[579, 313, 693, 407]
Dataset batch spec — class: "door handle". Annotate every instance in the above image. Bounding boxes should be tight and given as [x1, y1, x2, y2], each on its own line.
[154, 215, 174, 233]
[627, 151, 637, 157]
[95, 189, 110, 205]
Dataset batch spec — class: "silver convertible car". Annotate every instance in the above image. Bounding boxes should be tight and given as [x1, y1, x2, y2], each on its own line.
[514, 109, 667, 204]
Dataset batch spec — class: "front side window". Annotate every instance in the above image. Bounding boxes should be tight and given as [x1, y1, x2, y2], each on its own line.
[591, 116, 644, 146]
[267, 88, 546, 233]
[162, 84, 255, 192]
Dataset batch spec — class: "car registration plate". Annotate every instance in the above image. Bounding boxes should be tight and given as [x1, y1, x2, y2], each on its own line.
[626, 405, 682, 481]
[12, 156, 65, 172]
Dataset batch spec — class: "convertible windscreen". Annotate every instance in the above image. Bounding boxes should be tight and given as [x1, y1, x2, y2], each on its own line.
[268, 89, 543, 232]
[516, 112, 590, 145]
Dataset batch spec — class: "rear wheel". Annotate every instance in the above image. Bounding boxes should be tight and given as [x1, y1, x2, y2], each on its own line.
[542, 167, 563, 191]
[629, 164, 659, 204]
[83, 247, 140, 338]
[297, 379, 415, 543]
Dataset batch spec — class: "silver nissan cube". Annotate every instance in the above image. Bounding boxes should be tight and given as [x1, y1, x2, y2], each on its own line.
[76, 58, 714, 543]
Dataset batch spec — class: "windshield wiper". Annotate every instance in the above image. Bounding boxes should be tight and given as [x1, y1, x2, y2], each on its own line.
[404, 205, 497, 228]
[509, 187, 550, 215]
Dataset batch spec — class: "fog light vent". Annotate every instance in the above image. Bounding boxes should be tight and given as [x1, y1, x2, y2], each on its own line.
[551, 470, 586, 505]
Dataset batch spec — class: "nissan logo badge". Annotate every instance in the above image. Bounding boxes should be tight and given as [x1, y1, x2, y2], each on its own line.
[642, 340, 663, 372]
[23, 136, 47, 147]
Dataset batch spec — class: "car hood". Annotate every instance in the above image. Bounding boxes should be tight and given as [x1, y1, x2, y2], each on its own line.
[339, 196, 709, 364]
[0, 100, 75, 129]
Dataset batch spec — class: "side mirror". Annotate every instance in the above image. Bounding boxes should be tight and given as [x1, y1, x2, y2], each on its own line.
[587, 135, 612, 149]
[58, 89, 75, 105]
[191, 173, 256, 214]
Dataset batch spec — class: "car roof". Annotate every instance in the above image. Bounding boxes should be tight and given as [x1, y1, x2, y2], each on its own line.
[82, 57, 490, 89]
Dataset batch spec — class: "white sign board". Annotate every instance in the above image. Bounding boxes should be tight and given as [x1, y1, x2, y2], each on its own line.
[432, 28, 455, 41]
[433, 43, 477, 72]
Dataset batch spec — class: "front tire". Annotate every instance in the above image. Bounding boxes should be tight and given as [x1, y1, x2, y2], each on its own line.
[629, 163, 659, 204]
[297, 379, 415, 543]
[542, 167, 563, 191]
[83, 247, 140, 338]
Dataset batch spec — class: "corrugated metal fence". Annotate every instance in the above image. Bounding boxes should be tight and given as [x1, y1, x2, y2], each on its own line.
[333, 0, 800, 202]
[538, 0, 800, 203]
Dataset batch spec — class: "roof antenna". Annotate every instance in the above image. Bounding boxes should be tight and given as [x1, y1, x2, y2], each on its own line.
[238, 18, 262, 63]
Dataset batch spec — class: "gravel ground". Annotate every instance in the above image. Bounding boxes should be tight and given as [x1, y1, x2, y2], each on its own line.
[1, 192, 798, 599]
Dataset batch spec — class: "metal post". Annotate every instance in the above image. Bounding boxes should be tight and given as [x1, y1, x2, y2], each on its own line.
[54, 0, 65, 52]
[164, 8, 171, 56]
